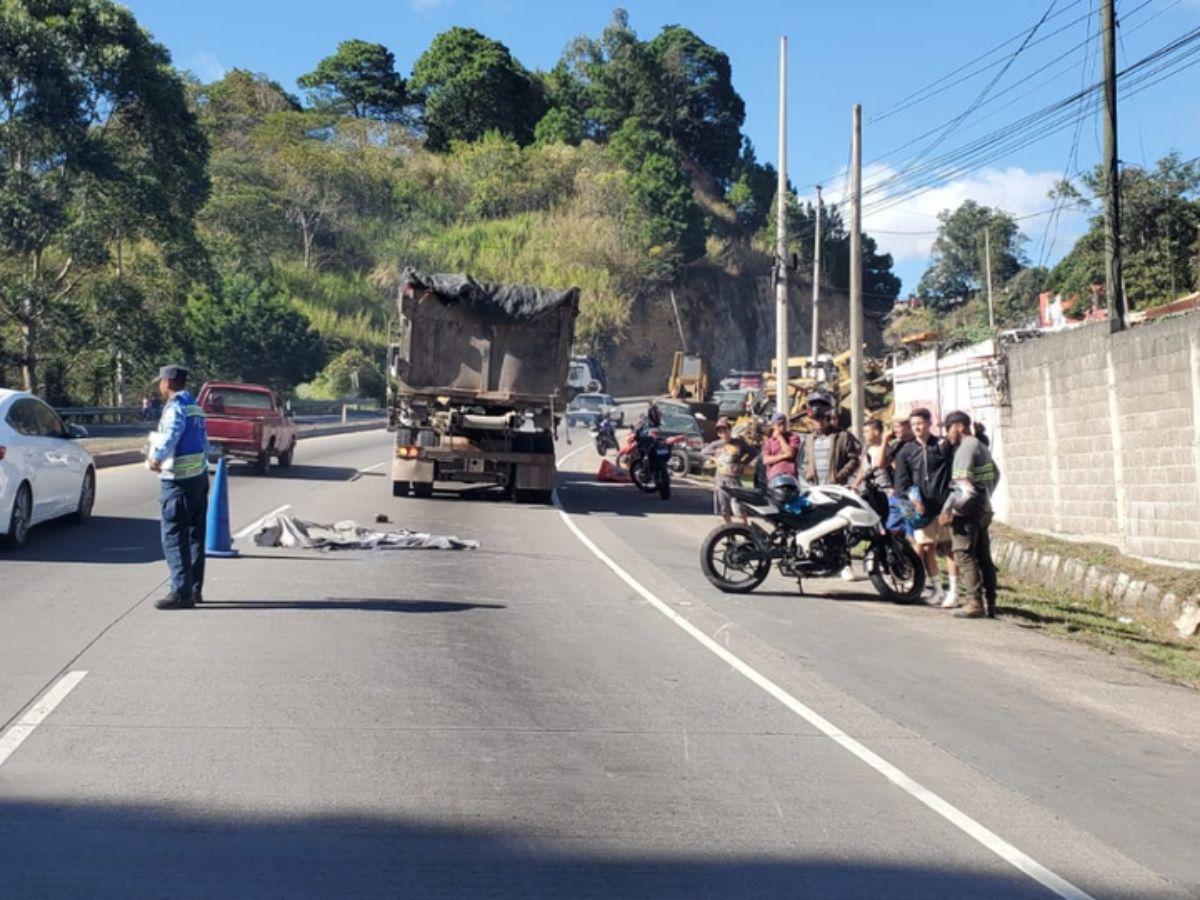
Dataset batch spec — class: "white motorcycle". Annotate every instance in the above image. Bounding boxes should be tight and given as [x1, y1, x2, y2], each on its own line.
[700, 474, 925, 603]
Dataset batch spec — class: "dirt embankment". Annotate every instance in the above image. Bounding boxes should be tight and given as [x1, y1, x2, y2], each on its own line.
[604, 264, 883, 396]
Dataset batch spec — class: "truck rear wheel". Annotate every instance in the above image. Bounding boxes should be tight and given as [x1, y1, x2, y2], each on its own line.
[392, 480, 410, 498]
[277, 444, 294, 468]
[256, 451, 271, 475]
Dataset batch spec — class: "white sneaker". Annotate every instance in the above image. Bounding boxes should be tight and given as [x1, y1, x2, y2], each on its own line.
[940, 589, 959, 609]
[840, 565, 856, 582]
[926, 585, 945, 606]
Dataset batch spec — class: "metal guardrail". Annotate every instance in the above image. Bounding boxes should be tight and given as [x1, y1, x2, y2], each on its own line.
[55, 406, 146, 424]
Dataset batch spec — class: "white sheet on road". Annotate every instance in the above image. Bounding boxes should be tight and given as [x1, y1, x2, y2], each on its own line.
[252, 514, 479, 551]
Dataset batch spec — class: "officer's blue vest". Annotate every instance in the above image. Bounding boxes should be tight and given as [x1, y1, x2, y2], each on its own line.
[166, 391, 208, 480]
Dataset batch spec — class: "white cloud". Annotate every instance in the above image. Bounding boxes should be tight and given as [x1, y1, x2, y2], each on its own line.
[411, 0, 450, 10]
[801, 165, 1089, 275]
[190, 52, 227, 83]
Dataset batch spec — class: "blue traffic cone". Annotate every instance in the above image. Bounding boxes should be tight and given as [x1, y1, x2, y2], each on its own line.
[205, 457, 239, 558]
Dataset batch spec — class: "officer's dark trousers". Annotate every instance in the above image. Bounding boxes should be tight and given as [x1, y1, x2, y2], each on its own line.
[160, 474, 209, 597]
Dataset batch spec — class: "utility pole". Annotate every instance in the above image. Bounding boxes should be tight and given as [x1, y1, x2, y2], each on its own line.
[1102, 0, 1125, 331]
[984, 225, 996, 331]
[774, 35, 789, 415]
[810, 185, 823, 361]
[849, 104, 864, 435]
[668, 289, 689, 354]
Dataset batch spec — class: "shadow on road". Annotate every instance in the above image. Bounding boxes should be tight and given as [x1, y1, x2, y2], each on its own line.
[197, 599, 506, 613]
[1, 515, 162, 564]
[0, 799, 1052, 899]
[555, 471, 714, 519]
[226, 463, 359, 482]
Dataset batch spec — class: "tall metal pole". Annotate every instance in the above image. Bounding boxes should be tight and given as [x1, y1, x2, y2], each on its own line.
[1102, 0, 1125, 331]
[774, 36, 789, 415]
[810, 185, 823, 361]
[849, 104, 863, 435]
[984, 225, 996, 331]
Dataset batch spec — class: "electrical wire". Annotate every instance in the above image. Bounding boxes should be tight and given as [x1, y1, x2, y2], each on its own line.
[869, 0, 1090, 124]
[859, 26, 1200, 217]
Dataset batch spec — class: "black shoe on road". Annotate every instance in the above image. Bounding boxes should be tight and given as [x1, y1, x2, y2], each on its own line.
[155, 591, 194, 610]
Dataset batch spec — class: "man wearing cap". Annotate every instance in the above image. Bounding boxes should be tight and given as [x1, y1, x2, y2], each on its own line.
[147, 365, 210, 610]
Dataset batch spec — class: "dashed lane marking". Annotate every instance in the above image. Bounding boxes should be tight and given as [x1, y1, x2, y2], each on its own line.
[234, 504, 291, 539]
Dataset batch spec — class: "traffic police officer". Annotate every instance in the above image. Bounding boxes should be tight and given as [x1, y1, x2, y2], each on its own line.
[148, 364, 210, 609]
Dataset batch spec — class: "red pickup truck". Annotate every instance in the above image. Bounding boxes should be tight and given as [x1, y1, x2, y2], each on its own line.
[199, 382, 298, 474]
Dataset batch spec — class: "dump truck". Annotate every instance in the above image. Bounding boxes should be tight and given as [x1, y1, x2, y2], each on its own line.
[386, 270, 579, 504]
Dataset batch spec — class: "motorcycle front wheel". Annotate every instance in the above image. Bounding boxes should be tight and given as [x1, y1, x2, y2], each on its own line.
[701, 525, 769, 593]
[868, 535, 925, 604]
[630, 460, 656, 492]
[657, 465, 671, 500]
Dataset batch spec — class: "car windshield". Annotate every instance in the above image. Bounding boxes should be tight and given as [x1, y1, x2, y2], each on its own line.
[659, 407, 697, 433]
[574, 395, 604, 408]
[208, 390, 273, 411]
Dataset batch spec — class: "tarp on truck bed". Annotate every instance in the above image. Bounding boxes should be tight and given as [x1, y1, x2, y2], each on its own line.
[402, 269, 578, 323]
[394, 268, 579, 401]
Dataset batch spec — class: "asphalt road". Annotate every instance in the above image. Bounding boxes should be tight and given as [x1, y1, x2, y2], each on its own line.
[1, 425, 1198, 898]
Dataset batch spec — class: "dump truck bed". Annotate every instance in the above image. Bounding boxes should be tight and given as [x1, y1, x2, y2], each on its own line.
[394, 270, 579, 403]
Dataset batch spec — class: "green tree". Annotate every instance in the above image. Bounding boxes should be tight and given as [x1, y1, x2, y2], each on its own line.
[0, 0, 209, 392]
[726, 139, 776, 230]
[409, 28, 546, 151]
[917, 201, 1024, 312]
[560, 9, 656, 141]
[609, 117, 706, 276]
[184, 274, 327, 389]
[298, 40, 407, 121]
[643, 26, 745, 181]
[193, 69, 300, 150]
[1049, 152, 1200, 308]
[312, 348, 385, 400]
[996, 265, 1049, 327]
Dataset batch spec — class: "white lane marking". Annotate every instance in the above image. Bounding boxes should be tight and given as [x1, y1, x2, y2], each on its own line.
[555, 444, 592, 467]
[553, 498, 1093, 900]
[358, 461, 387, 473]
[234, 504, 291, 539]
[0, 671, 88, 769]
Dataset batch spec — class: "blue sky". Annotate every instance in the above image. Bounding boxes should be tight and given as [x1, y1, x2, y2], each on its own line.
[127, 0, 1199, 291]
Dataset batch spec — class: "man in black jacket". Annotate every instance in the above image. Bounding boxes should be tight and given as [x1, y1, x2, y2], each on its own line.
[893, 408, 957, 606]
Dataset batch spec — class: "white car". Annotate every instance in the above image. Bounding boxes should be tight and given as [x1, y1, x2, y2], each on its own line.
[0, 389, 96, 548]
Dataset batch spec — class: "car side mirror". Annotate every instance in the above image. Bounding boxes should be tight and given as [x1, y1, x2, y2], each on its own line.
[68, 424, 89, 439]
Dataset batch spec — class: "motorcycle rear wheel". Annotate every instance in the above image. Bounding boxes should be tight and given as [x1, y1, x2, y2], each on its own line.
[701, 525, 769, 593]
[868, 536, 925, 603]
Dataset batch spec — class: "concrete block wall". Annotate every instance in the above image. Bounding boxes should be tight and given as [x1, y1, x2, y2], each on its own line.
[998, 312, 1200, 565]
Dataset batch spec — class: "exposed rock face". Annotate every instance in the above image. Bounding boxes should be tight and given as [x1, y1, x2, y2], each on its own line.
[603, 265, 887, 396]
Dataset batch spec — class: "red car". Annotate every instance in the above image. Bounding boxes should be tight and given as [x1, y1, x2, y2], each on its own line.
[199, 382, 297, 474]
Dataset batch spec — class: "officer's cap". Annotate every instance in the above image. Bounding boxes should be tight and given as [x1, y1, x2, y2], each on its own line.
[157, 364, 188, 382]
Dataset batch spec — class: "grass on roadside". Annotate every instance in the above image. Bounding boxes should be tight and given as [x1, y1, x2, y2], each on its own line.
[998, 581, 1200, 689]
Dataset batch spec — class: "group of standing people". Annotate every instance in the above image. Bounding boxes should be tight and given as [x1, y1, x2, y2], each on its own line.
[703, 396, 1000, 619]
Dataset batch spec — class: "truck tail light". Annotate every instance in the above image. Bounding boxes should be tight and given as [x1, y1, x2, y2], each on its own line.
[396, 445, 421, 460]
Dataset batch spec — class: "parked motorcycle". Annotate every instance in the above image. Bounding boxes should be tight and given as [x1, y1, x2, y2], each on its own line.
[699, 474, 924, 602]
[619, 427, 672, 500]
[592, 417, 619, 456]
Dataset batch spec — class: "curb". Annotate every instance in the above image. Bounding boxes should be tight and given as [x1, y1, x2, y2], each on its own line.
[993, 535, 1200, 639]
[92, 419, 385, 470]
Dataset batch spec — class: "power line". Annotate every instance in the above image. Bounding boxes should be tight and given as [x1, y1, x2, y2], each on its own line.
[869, 0, 1090, 124]
[882, 0, 1064, 190]
[858, 26, 1200, 217]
